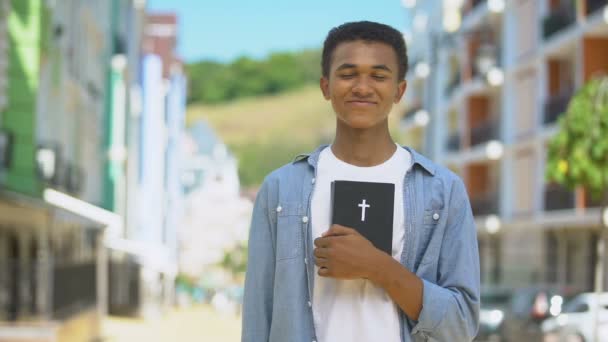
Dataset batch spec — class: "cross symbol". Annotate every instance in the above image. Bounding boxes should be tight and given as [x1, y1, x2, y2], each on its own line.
[358, 199, 370, 222]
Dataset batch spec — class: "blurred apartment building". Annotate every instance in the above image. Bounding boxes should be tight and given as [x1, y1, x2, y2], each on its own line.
[0, 0, 186, 340]
[179, 121, 251, 280]
[401, 0, 608, 292]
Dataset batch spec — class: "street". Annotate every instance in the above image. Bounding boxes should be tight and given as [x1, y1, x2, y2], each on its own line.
[103, 305, 241, 342]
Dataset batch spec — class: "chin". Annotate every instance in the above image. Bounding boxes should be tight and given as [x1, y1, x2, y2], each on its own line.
[339, 116, 380, 130]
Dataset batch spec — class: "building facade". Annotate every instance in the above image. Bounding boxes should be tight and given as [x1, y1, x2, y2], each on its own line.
[401, 0, 608, 292]
[0, 0, 115, 340]
[0, 0, 171, 340]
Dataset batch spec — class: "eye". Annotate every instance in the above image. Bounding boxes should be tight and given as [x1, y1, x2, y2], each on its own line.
[339, 74, 356, 79]
[372, 74, 387, 80]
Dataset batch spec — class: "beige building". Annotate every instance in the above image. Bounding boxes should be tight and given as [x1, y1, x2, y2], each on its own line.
[401, 0, 608, 292]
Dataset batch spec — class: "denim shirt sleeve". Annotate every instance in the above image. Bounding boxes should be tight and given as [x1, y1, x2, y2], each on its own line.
[242, 179, 276, 342]
[411, 178, 481, 341]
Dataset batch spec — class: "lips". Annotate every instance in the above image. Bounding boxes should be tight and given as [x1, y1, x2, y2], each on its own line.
[346, 100, 377, 106]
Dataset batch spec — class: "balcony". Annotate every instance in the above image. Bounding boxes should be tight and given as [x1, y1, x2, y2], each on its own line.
[446, 132, 461, 152]
[543, 3, 576, 40]
[470, 119, 499, 147]
[544, 184, 575, 211]
[471, 192, 499, 216]
[586, 0, 608, 15]
[471, 43, 500, 81]
[0, 260, 97, 321]
[52, 262, 96, 319]
[108, 259, 141, 316]
[543, 88, 574, 125]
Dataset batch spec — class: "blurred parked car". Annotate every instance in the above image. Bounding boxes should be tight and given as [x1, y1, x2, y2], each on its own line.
[476, 287, 512, 341]
[502, 285, 578, 341]
[541, 292, 608, 342]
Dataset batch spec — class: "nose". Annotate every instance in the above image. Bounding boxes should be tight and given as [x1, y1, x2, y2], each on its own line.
[352, 77, 373, 97]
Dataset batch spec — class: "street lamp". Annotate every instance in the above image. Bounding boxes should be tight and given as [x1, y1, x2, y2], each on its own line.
[485, 214, 501, 234]
[414, 109, 430, 127]
[486, 67, 504, 86]
[488, 0, 505, 13]
[443, 9, 462, 33]
[413, 12, 428, 32]
[486, 140, 504, 160]
[415, 62, 431, 79]
[476, 43, 498, 74]
[36, 147, 58, 181]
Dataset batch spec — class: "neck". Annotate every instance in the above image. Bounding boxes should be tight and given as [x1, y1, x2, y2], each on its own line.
[331, 119, 397, 167]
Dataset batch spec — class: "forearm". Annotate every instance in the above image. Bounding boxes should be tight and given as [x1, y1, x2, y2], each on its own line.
[368, 251, 423, 321]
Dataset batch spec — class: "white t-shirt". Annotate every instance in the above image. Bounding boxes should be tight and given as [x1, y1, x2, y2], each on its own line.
[311, 144, 412, 342]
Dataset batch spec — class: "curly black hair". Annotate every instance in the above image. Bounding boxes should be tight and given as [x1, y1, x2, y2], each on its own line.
[322, 21, 408, 81]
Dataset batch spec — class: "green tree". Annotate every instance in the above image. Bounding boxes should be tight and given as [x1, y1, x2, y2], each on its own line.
[185, 49, 321, 104]
[546, 77, 608, 205]
[219, 242, 248, 279]
[546, 77, 608, 340]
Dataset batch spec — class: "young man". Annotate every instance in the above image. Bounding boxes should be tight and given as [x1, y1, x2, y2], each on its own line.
[242, 21, 480, 342]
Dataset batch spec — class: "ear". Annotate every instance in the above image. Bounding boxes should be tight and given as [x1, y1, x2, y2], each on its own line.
[320, 76, 330, 100]
[394, 80, 407, 103]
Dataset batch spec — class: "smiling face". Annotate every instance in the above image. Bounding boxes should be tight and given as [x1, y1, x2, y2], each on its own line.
[320, 40, 407, 130]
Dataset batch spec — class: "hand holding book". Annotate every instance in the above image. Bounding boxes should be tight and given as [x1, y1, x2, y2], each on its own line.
[314, 224, 388, 280]
[313, 180, 396, 279]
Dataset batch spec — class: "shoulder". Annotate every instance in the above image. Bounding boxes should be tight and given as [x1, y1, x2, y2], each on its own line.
[404, 146, 467, 204]
[405, 147, 463, 188]
[258, 146, 323, 197]
[263, 159, 309, 187]
[432, 163, 465, 190]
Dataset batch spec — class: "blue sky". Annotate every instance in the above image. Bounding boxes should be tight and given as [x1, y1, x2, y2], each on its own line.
[148, 0, 408, 63]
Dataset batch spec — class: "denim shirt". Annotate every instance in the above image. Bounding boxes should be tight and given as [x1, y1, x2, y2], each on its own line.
[242, 145, 480, 342]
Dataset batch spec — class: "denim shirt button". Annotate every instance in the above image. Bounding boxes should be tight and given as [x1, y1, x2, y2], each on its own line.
[308, 301, 312, 307]
[433, 212, 439, 220]
[304, 257, 308, 264]
[276, 205, 282, 213]
[311, 178, 316, 184]
[302, 216, 309, 223]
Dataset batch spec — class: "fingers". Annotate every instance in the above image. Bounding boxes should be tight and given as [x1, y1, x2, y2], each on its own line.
[313, 237, 324, 248]
[314, 256, 329, 268]
[314, 235, 338, 248]
[322, 224, 356, 237]
[313, 246, 329, 258]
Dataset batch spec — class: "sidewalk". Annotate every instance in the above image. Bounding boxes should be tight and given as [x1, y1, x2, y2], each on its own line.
[102, 305, 241, 342]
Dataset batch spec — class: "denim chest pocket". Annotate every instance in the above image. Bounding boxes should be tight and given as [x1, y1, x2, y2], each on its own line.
[416, 209, 444, 268]
[275, 202, 305, 261]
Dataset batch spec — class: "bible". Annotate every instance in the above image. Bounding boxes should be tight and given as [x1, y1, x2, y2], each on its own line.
[330, 180, 395, 255]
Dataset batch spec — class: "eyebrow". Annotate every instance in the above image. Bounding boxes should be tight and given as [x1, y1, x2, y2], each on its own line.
[335, 63, 393, 73]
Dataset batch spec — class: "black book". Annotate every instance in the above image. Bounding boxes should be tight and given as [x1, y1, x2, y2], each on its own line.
[330, 180, 395, 255]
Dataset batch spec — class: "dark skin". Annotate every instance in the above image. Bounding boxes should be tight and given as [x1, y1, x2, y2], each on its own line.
[315, 40, 423, 321]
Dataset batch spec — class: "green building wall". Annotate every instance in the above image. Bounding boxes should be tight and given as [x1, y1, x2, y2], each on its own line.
[2, 0, 45, 196]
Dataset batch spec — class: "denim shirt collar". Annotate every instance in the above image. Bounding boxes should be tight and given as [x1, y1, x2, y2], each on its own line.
[292, 144, 436, 176]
